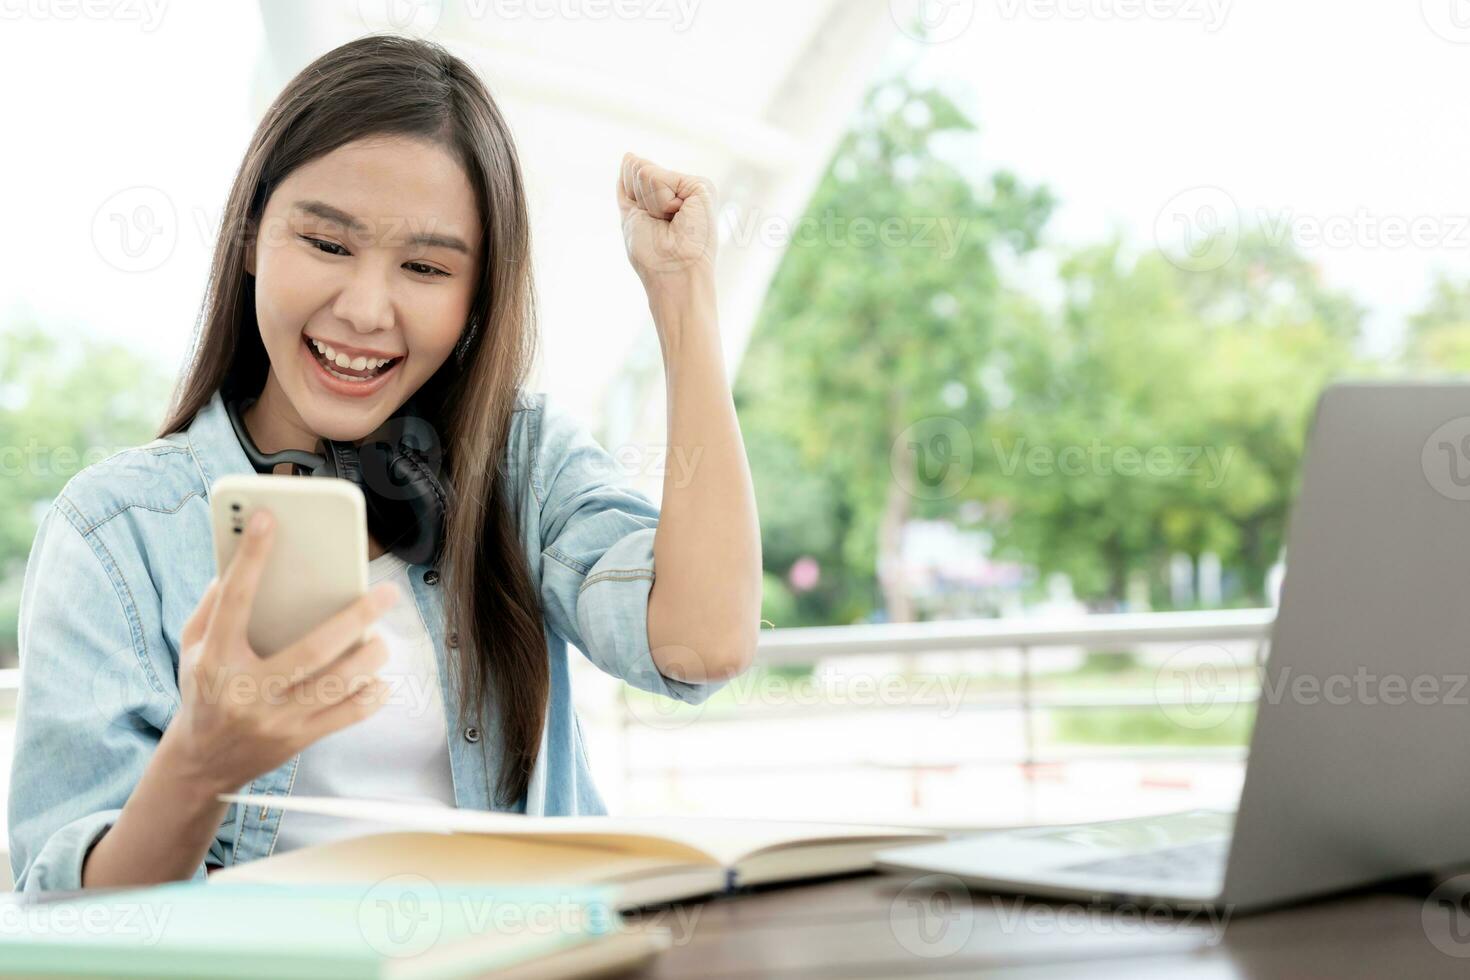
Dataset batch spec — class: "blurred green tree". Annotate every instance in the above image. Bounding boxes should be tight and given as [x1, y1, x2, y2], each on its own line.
[0, 322, 168, 666]
[737, 68, 1372, 624]
[1404, 274, 1470, 372]
[978, 236, 1367, 608]
[734, 76, 1054, 626]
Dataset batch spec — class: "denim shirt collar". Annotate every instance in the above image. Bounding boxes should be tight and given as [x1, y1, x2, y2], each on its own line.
[187, 389, 261, 487]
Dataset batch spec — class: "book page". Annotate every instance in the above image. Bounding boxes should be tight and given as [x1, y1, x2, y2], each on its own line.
[222, 793, 943, 868]
[212, 831, 730, 908]
[212, 832, 689, 887]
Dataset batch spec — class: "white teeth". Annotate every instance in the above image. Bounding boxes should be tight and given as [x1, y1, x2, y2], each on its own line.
[308, 337, 396, 380]
[324, 361, 373, 382]
[308, 334, 393, 370]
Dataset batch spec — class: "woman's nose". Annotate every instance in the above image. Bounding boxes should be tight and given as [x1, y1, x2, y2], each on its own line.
[331, 259, 396, 334]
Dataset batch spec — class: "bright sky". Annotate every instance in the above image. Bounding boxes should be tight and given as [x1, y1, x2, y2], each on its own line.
[2, 2, 1466, 368]
[914, 0, 1470, 358]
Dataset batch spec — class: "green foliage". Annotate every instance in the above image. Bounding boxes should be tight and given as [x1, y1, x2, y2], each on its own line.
[1074, 650, 1140, 675]
[759, 571, 799, 631]
[737, 71, 1381, 624]
[976, 236, 1368, 607]
[734, 76, 1053, 626]
[0, 321, 168, 665]
[1051, 705, 1256, 747]
[1405, 275, 1470, 373]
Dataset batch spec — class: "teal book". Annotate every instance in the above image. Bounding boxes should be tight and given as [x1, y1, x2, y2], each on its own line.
[0, 880, 665, 978]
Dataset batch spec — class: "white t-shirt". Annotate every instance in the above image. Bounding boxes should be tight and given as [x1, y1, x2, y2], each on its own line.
[273, 551, 457, 853]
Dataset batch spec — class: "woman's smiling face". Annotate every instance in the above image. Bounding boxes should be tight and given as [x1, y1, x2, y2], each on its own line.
[247, 135, 481, 444]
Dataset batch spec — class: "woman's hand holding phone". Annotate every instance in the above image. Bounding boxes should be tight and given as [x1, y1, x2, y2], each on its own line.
[161, 508, 399, 797]
[81, 507, 398, 888]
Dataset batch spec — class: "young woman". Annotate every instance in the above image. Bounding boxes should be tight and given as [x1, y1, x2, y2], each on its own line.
[8, 34, 761, 893]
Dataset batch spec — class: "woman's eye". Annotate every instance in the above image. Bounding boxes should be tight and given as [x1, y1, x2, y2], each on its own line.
[300, 236, 444, 277]
[301, 236, 348, 256]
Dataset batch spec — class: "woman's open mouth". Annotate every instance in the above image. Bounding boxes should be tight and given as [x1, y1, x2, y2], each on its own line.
[301, 335, 404, 397]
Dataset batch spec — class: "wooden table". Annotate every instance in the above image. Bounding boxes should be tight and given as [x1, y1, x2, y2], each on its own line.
[621, 868, 1470, 978]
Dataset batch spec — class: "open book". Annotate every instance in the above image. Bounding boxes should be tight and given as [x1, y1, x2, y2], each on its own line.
[213, 793, 948, 908]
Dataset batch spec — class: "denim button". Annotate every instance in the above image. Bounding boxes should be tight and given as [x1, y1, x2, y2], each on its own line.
[464, 726, 481, 743]
[447, 630, 460, 649]
[423, 569, 440, 586]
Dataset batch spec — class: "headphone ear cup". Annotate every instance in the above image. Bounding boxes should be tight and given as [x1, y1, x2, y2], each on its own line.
[322, 439, 401, 551]
[360, 445, 450, 567]
[309, 408, 449, 567]
[320, 439, 360, 484]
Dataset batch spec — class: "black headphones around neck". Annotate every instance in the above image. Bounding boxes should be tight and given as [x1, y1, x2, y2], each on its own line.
[225, 395, 451, 567]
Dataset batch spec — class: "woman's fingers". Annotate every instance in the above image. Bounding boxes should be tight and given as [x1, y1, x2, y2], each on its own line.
[298, 677, 390, 743]
[621, 153, 678, 216]
[617, 154, 637, 210]
[274, 582, 399, 679]
[287, 633, 390, 714]
[205, 510, 276, 652]
[620, 152, 641, 208]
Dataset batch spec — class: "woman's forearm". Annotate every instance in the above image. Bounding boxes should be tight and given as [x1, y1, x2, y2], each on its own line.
[644, 270, 763, 682]
[81, 726, 231, 888]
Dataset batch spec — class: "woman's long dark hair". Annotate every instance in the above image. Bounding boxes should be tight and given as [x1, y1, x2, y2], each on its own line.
[159, 33, 547, 807]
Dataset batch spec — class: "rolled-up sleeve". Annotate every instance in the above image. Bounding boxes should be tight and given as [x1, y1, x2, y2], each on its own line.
[532, 395, 728, 705]
[8, 504, 216, 892]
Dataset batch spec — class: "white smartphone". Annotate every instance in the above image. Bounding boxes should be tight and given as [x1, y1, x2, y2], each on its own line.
[210, 474, 370, 657]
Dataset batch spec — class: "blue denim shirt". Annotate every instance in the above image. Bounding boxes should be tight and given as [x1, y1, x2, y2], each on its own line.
[8, 388, 725, 892]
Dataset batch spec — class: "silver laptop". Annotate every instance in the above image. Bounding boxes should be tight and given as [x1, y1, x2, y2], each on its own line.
[877, 382, 1470, 913]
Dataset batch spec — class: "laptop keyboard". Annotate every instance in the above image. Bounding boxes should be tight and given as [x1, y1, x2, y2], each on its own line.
[1059, 838, 1229, 880]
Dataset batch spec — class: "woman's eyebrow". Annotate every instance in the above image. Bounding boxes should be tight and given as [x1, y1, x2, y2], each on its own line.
[292, 199, 471, 254]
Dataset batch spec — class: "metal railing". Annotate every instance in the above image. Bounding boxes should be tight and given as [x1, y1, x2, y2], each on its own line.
[614, 609, 1276, 791]
[753, 608, 1274, 666]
